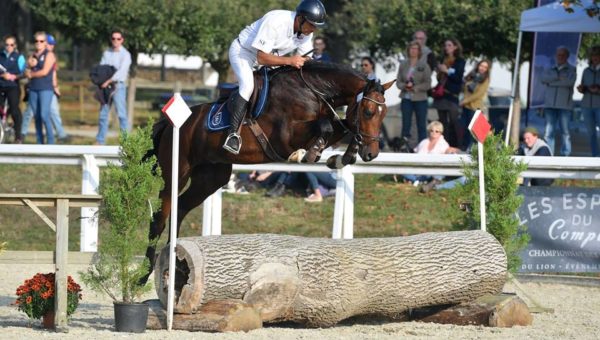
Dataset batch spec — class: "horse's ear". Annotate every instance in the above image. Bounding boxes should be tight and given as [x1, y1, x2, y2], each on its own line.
[382, 80, 396, 92]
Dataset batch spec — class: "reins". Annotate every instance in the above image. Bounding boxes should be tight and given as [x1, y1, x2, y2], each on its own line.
[300, 67, 385, 147]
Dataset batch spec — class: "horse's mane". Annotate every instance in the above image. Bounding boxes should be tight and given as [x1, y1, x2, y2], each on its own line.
[268, 61, 367, 99]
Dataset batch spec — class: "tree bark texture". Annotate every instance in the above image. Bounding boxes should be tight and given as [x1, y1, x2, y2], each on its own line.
[154, 231, 507, 327]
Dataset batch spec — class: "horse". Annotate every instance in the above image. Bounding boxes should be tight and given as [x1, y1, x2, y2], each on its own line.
[142, 61, 395, 283]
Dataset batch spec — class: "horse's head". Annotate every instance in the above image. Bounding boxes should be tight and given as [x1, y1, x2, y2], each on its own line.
[348, 79, 395, 162]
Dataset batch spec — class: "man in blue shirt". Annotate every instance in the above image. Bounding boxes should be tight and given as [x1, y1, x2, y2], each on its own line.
[95, 29, 131, 145]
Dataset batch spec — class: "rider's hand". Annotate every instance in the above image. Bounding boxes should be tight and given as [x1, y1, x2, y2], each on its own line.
[289, 55, 308, 69]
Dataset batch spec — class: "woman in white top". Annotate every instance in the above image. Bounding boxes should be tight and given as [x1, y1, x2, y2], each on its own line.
[360, 56, 378, 81]
[224, 0, 326, 155]
[403, 121, 449, 184]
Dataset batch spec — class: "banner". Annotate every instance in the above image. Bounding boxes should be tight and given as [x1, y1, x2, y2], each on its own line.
[528, 0, 581, 109]
[517, 186, 600, 273]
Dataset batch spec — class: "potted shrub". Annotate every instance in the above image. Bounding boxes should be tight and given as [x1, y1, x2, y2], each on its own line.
[15, 272, 82, 328]
[81, 123, 163, 333]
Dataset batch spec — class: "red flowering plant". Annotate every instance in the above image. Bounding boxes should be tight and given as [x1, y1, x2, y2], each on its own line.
[15, 272, 82, 320]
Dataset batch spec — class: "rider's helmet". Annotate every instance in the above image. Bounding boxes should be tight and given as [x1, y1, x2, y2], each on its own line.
[296, 0, 326, 27]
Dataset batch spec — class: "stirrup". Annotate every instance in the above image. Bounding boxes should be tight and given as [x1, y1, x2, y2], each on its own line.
[223, 133, 242, 155]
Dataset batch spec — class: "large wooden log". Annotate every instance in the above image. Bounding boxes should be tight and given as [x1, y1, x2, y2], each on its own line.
[154, 231, 507, 327]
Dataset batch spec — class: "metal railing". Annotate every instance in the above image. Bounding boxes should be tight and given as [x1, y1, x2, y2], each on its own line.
[1, 144, 599, 249]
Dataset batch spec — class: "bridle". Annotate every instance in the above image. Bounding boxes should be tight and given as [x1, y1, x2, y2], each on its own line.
[298, 68, 386, 147]
[344, 86, 386, 147]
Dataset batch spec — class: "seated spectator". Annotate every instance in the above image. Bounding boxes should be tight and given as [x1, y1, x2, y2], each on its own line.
[403, 121, 449, 185]
[265, 172, 295, 197]
[302, 172, 336, 203]
[235, 170, 274, 192]
[517, 127, 554, 186]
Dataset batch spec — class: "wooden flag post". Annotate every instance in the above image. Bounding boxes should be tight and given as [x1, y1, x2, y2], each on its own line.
[161, 93, 192, 330]
[468, 110, 492, 232]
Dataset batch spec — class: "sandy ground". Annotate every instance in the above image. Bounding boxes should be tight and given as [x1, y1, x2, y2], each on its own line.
[1, 263, 599, 340]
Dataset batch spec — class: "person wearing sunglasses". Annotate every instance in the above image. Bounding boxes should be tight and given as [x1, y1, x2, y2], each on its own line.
[360, 57, 378, 81]
[95, 29, 131, 145]
[24, 31, 56, 144]
[402, 121, 449, 186]
[0, 34, 26, 143]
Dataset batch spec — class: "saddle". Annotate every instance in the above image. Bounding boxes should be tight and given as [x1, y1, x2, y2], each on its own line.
[206, 67, 270, 132]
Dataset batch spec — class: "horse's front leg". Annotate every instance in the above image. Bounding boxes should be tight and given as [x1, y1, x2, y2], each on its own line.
[301, 118, 334, 163]
[326, 136, 360, 169]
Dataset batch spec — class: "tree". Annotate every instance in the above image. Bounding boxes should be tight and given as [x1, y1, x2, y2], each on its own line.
[447, 133, 529, 272]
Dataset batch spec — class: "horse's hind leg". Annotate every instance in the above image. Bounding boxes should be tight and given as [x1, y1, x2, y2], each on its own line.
[175, 163, 233, 235]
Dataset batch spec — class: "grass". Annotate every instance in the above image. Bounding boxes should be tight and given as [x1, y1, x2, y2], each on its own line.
[0, 163, 458, 251]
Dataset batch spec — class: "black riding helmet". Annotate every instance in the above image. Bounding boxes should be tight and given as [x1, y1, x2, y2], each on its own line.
[296, 0, 326, 27]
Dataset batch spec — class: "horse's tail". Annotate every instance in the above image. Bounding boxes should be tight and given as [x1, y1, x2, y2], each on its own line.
[143, 116, 170, 170]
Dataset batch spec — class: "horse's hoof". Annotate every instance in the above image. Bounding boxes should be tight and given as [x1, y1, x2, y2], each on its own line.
[326, 155, 344, 169]
[342, 154, 357, 165]
[288, 149, 306, 163]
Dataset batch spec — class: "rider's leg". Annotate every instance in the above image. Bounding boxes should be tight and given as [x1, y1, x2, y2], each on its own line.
[224, 39, 254, 154]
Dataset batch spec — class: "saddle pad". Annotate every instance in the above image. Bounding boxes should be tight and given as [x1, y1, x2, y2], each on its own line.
[206, 68, 270, 132]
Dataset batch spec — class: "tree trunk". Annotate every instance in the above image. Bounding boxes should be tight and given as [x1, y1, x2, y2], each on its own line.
[154, 231, 507, 327]
[509, 63, 522, 146]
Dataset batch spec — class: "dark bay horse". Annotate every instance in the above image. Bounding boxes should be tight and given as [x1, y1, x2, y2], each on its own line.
[143, 62, 394, 281]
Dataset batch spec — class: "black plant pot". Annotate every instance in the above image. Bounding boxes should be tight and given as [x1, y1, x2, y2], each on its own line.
[113, 301, 149, 333]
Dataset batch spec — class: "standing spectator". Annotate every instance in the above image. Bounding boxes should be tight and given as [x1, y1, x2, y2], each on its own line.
[0, 34, 25, 143]
[95, 29, 131, 145]
[360, 57, 378, 81]
[517, 127, 554, 186]
[460, 59, 491, 151]
[46, 34, 69, 143]
[432, 38, 465, 148]
[396, 40, 431, 143]
[312, 36, 332, 62]
[540, 46, 576, 156]
[25, 32, 56, 144]
[413, 30, 436, 72]
[577, 45, 600, 157]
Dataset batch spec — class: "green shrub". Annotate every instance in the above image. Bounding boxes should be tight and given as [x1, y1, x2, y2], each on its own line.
[81, 122, 163, 302]
[448, 133, 529, 272]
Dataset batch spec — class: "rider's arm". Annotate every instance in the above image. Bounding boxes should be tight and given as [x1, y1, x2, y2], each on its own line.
[257, 50, 306, 68]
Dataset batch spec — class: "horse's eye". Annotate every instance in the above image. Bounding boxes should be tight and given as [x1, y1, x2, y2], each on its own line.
[364, 108, 374, 118]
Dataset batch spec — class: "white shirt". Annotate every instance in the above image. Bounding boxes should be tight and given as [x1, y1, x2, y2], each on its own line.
[237, 10, 313, 58]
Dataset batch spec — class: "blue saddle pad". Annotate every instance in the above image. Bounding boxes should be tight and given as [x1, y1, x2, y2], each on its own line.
[206, 67, 270, 132]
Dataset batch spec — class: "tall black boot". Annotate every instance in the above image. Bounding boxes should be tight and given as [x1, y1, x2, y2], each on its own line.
[223, 92, 248, 154]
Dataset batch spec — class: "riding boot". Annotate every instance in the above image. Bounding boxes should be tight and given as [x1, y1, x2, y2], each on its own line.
[223, 92, 248, 154]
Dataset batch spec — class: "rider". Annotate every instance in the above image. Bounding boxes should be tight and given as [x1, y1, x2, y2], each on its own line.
[223, 0, 326, 154]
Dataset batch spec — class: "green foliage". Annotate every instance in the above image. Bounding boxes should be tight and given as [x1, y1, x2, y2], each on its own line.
[448, 133, 529, 272]
[80, 122, 163, 303]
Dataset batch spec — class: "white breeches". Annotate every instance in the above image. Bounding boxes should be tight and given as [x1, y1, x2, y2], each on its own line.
[229, 40, 257, 101]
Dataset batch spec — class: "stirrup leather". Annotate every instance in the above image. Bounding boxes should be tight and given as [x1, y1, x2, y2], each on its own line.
[223, 133, 242, 154]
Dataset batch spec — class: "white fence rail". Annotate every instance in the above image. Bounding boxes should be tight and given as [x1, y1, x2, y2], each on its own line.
[1, 145, 599, 249]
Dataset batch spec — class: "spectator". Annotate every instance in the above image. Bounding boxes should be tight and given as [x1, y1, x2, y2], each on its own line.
[312, 36, 332, 62]
[517, 127, 554, 186]
[432, 38, 465, 149]
[577, 45, 600, 157]
[412, 30, 437, 72]
[460, 59, 491, 151]
[396, 40, 432, 144]
[540, 46, 576, 156]
[223, 0, 325, 154]
[95, 29, 131, 145]
[46, 34, 69, 143]
[24, 31, 56, 144]
[0, 34, 25, 143]
[302, 172, 336, 202]
[360, 56, 378, 81]
[403, 121, 449, 185]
